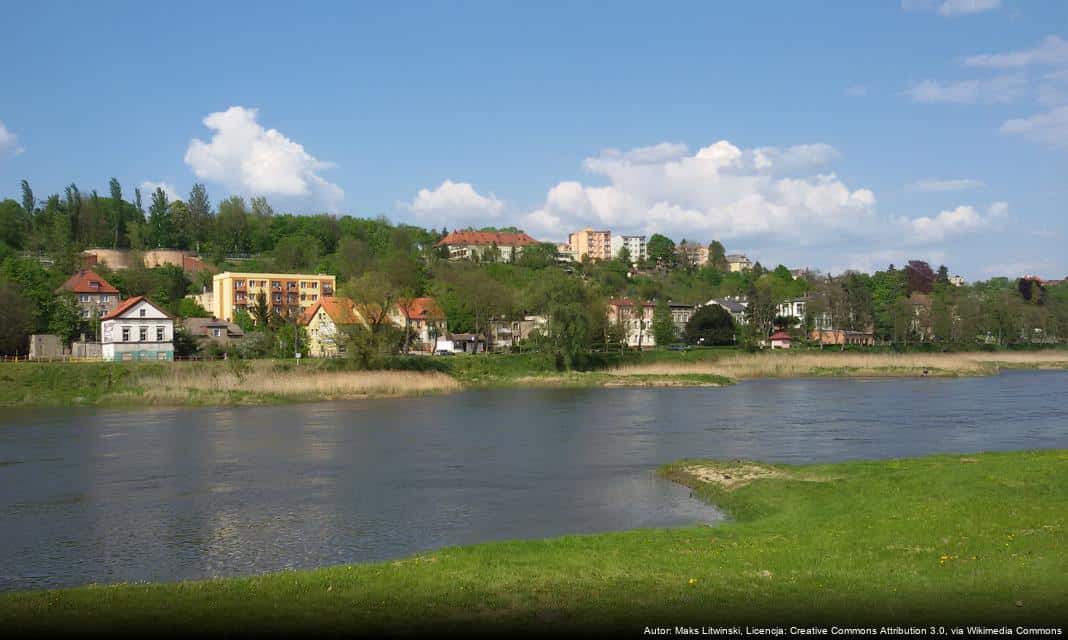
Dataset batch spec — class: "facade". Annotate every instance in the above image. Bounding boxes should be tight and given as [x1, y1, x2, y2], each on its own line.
[809, 328, 875, 346]
[726, 254, 752, 272]
[183, 317, 245, 350]
[706, 297, 748, 326]
[768, 330, 793, 349]
[56, 270, 121, 320]
[100, 296, 175, 361]
[610, 235, 648, 264]
[776, 298, 807, 323]
[607, 298, 657, 348]
[669, 303, 696, 336]
[678, 242, 709, 268]
[436, 230, 540, 262]
[554, 242, 580, 263]
[388, 297, 448, 353]
[487, 315, 549, 350]
[949, 274, 966, 287]
[297, 297, 366, 358]
[211, 271, 337, 322]
[568, 228, 612, 261]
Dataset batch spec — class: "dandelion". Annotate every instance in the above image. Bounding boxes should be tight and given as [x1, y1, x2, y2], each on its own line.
[688, 578, 697, 585]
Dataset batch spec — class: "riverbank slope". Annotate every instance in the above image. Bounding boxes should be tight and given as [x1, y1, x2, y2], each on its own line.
[2, 450, 1065, 634]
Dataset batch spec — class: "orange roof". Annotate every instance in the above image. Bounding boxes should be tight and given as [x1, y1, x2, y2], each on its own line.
[435, 230, 539, 247]
[298, 297, 365, 326]
[769, 331, 793, 341]
[395, 297, 444, 321]
[100, 295, 174, 321]
[57, 270, 118, 294]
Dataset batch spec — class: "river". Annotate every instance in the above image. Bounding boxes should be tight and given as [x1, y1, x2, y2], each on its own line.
[1, 369, 1066, 591]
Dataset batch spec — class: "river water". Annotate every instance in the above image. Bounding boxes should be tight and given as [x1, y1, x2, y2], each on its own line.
[1, 370, 1066, 591]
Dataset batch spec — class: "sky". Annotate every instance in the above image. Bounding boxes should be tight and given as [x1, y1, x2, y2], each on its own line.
[1, 1, 1065, 280]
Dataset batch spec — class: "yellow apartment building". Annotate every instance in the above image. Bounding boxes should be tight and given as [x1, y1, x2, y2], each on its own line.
[211, 271, 337, 322]
[568, 228, 612, 261]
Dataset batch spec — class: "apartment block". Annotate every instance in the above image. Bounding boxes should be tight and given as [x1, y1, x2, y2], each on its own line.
[568, 228, 612, 261]
[211, 271, 337, 322]
[610, 235, 647, 263]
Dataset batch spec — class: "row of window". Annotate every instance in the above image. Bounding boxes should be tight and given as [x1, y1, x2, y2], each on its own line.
[233, 280, 321, 289]
[78, 294, 116, 303]
[121, 326, 167, 342]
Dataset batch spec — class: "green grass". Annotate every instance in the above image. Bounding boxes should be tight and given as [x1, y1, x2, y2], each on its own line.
[2, 450, 1065, 634]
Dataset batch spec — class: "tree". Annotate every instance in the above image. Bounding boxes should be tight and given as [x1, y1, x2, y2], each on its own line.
[148, 187, 174, 248]
[936, 265, 950, 286]
[684, 304, 735, 346]
[187, 183, 212, 247]
[744, 280, 777, 342]
[528, 270, 595, 369]
[0, 280, 33, 355]
[109, 178, 125, 248]
[905, 260, 935, 295]
[49, 294, 84, 343]
[21, 180, 35, 219]
[251, 291, 273, 327]
[646, 234, 676, 269]
[708, 240, 727, 271]
[651, 298, 676, 347]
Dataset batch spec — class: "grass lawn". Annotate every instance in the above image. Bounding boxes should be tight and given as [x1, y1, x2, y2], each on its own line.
[1, 450, 1065, 634]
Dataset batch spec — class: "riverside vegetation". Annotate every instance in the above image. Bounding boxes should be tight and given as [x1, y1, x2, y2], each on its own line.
[1, 449, 1064, 633]
[2, 349, 1067, 408]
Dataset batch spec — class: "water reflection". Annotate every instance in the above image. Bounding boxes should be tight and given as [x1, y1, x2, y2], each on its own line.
[1, 369, 1066, 590]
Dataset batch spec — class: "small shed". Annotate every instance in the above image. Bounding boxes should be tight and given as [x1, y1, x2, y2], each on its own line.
[769, 330, 793, 350]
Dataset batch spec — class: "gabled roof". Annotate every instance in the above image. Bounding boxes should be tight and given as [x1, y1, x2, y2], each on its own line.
[435, 230, 539, 247]
[56, 270, 118, 295]
[100, 295, 174, 321]
[769, 330, 793, 341]
[298, 297, 365, 326]
[395, 297, 445, 321]
[708, 298, 747, 313]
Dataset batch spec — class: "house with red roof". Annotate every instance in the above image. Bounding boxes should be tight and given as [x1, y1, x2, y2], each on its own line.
[56, 270, 121, 320]
[100, 296, 174, 361]
[768, 330, 793, 350]
[297, 297, 370, 357]
[435, 230, 539, 262]
[388, 297, 448, 353]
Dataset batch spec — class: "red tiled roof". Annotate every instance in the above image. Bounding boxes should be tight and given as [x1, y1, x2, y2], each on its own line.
[435, 230, 539, 247]
[298, 297, 366, 326]
[769, 331, 793, 341]
[57, 270, 118, 294]
[395, 297, 444, 321]
[100, 296, 174, 321]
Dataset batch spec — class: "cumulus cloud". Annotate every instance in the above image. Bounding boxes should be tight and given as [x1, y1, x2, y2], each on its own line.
[999, 104, 1068, 147]
[140, 181, 181, 202]
[963, 35, 1068, 69]
[905, 75, 1026, 103]
[895, 201, 1009, 244]
[519, 139, 874, 244]
[184, 106, 343, 211]
[906, 178, 985, 192]
[0, 120, 24, 157]
[403, 180, 504, 228]
[901, 0, 1000, 16]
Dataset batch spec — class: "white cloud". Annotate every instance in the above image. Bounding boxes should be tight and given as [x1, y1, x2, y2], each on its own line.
[963, 35, 1068, 69]
[999, 104, 1068, 147]
[981, 258, 1058, 277]
[184, 106, 343, 211]
[0, 120, 24, 157]
[140, 181, 181, 202]
[905, 75, 1026, 103]
[895, 201, 1009, 244]
[404, 180, 504, 228]
[906, 178, 985, 192]
[846, 85, 868, 97]
[519, 139, 875, 244]
[936, 0, 1000, 17]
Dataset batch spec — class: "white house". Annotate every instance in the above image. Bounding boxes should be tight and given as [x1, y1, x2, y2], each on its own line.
[776, 298, 807, 324]
[610, 235, 648, 263]
[100, 296, 175, 361]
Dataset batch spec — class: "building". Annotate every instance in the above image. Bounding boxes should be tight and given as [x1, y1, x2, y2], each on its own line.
[436, 230, 540, 262]
[183, 317, 245, 350]
[669, 303, 696, 336]
[706, 297, 748, 325]
[768, 330, 793, 349]
[555, 242, 580, 263]
[297, 297, 367, 358]
[610, 235, 647, 264]
[568, 228, 612, 261]
[388, 297, 448, 353]
[210, 271, 337, 322]
[607, 298, 657, 348]
[100, 296, 174, 361]
[949, 274, 966, 287]
[678, 242, 709, 268]
[776, 298, 807, 323]
[435, 333, 488, 354]
[726, 254, 752, 272]
[56, 269, 121, 320]
[809, 328, 875, 347]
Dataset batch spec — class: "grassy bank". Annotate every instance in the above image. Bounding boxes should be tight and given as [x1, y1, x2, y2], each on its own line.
[1, 450, 1064, 634]
[0, 359, 460, 407]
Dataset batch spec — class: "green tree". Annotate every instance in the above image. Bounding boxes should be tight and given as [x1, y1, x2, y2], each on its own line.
[0, 199, 30, 250]
[21, 180, 36, 219]
[646, 234, 676, 269]
[147, 187, 174, 248]
[684, 304, 735, 346]
[0, 279, 34, 355]
[187, 183, 212, 247]
[651, 298, 676, 347]
[708, 240, 727, 271]
[251, 290, 273, 327]
[49, 294, 84, 343]
[109, 178, 126, 248]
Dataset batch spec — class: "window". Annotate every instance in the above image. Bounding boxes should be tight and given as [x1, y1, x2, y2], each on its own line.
[311, 282, 318, 289]
[274, 294, 281, 303]
[157, 326, 165, 341]
[211, 328, 222, 337]
[301, 282, 307, 289]
[122, 327, 130, 342]
[157, 352, 168, 361]
[140, 308, 146, 317]
[79, 294, 89, 302]
[139, 326, 147, 341]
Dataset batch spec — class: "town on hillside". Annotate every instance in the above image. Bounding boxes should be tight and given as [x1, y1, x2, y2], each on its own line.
[1, 183, 1065, 362]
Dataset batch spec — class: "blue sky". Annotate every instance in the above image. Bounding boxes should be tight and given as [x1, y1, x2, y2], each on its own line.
[1, 1, 1065, 279]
